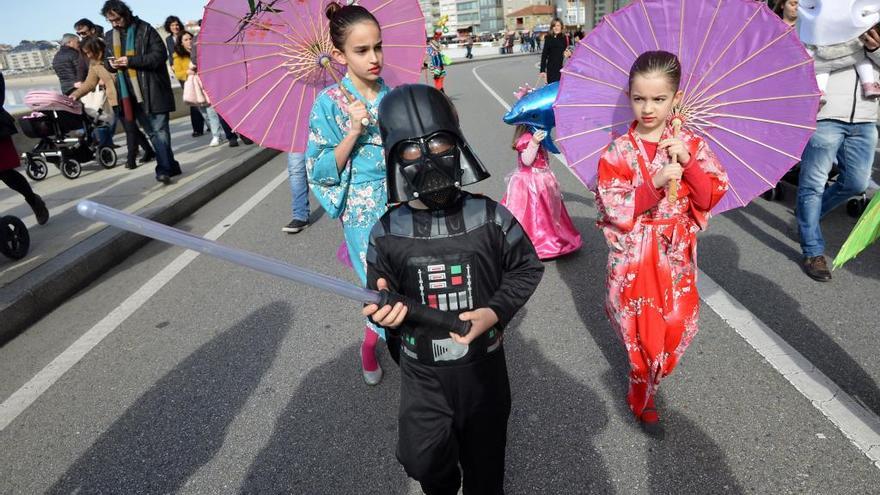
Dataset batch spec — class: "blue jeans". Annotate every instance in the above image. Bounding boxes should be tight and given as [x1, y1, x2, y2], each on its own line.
[96, 111, 118, 147]
[133, 104, 181, 178]
[287, 152, 310, 221]
[199, 106, 237, 142]
[797, 120, 876, 257]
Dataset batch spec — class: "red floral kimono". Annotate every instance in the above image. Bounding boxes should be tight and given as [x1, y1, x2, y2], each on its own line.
[595, 121, 728, 417]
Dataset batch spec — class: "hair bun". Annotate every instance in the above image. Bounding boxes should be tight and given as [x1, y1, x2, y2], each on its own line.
[325, 1, 342, 20]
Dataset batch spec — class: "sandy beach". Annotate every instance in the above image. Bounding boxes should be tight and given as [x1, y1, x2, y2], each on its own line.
[4, 72, 61, 111]
[5, 72, 58, 88]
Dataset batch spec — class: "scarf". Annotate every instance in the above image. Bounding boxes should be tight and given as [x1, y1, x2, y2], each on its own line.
[113, 24, 143, 121]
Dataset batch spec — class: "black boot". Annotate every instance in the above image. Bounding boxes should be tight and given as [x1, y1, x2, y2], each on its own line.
[28, 194, 49, 225]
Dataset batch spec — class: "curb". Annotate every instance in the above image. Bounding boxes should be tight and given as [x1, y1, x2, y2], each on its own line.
[447, 52, 538, 67]
[0, 147, 280, 345]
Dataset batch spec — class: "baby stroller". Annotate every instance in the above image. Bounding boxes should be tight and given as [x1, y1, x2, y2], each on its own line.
[762, 163, 871, 218]
[18, 91, 117, 180]
[0, 215, 29, 260]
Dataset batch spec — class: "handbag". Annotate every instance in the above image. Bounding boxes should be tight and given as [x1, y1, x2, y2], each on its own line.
[80, 87, 112, 122]
[183, 73, 210, 106]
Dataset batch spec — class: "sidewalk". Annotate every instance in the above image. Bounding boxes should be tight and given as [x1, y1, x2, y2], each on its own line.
[0, 118, 279, 343]
[446, 50, 538, 65]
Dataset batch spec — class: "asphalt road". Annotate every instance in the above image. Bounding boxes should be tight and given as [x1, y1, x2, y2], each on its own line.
[1, 55, 879, 494]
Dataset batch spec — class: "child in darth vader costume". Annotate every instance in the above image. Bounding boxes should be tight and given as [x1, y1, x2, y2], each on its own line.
[362, 85, 544, 494]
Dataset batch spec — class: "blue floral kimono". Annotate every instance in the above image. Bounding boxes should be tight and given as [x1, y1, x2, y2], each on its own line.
[306, 76, 390, 337]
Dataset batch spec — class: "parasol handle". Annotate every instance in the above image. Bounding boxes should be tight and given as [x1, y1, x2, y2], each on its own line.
[320, 57, 371, 128]
[667, 116, 683, 203]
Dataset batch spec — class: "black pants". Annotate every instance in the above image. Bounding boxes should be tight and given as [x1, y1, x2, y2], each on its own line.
[116, 107, 154, 166]
[218, 115, 237, 141]
[178, 80, 205, 134]
[0, 169, 37, 204]
[397, 349, 511, 495]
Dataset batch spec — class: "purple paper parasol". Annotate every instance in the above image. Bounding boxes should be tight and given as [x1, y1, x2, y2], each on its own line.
[197, 0, 426, 152]
[554, 0, 820, 214]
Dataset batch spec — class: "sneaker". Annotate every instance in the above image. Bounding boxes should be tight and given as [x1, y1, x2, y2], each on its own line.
[156, 174, 171, 185]
[228, 139, 240, 148]
[282, 218, 309, 233]
[802, 255, 831, 282]
[192, 131, 204, 137]
[362, 364, 383, 386]
[863, 82, 880, 99]
[209, 136, 225, 147]
[28, 194, 49, 225]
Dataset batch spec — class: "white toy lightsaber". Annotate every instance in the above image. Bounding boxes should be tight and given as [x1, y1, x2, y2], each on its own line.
[76, 200, 471, 336]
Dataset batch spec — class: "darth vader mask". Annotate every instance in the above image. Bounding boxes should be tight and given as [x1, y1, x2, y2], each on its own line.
[393, 131, 463, 208]
[798, 0, 880, 45]
[379, 84, 490, 208]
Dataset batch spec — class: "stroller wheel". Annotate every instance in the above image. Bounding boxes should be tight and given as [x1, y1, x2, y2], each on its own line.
[26, 157, 49, 181]
[847, 196, 868, 218]
[0, 215, 30, 260]
[98, 146, 118, 169]
[61, 159, 82, 179]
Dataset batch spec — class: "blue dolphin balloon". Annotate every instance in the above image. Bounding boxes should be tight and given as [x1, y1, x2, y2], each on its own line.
[503, 82, 560, 154]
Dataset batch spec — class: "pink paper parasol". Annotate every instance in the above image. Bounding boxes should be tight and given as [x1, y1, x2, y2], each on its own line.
[198, 0, 426, 152]
[554, 0, 820, 214]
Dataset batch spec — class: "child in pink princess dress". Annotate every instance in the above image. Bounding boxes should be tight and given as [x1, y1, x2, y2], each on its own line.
[501, 125, 582, 260]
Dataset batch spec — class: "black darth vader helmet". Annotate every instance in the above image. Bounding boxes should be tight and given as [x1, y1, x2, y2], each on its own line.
[378, 84, 490, 207]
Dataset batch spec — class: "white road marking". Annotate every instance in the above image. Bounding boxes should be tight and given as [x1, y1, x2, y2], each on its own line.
[0, 170, 289, 432]
[473, 61, 880, 470]
[698, 275, 880, 469]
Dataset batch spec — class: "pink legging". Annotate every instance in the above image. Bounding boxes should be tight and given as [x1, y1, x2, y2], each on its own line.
[361, 326, 380, 371]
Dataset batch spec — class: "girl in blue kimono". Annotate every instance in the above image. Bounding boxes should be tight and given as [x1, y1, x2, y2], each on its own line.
[306, 2, 390, 385]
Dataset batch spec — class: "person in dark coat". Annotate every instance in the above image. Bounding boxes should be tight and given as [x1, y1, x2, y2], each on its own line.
[102, 0, 181, 184]
[163, 15, 183, 67]
[539, 19, 571, 84]
[0, 72, 49, 225]
[74, 18, 105, 40]
[52, 34, 88, 95]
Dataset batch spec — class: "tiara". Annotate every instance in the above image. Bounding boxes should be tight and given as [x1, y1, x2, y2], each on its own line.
[513, 83, 535, 100]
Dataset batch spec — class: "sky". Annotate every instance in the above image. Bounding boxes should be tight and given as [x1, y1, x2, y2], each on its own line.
[0, 1, 209, 46]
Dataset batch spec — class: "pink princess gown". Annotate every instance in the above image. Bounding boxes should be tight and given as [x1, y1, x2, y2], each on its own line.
[501, 132, 582, 260]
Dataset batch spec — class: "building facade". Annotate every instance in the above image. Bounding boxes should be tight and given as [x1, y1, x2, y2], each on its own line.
[479, 0, 505, 33]
[561, 0, 588, 27]
[456, 0, 482, 31]
[592, 0, 630, 27]
[435, 0, 505, 35]
[420, 0, 441, 36]
[438, 0, 459, 31]
[505, 4, 555, 32]
[4, 49, 55, 71]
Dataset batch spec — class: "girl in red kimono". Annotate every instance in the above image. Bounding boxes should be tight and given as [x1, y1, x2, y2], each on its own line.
[595, 51, 728, 424]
